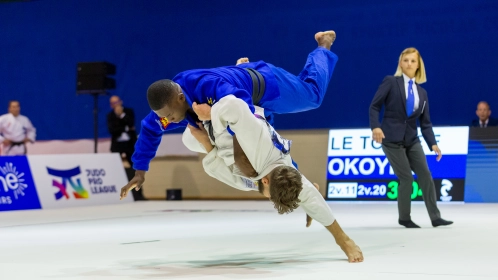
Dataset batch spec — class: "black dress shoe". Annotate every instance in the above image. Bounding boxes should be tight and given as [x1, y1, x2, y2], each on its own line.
[432, 218, 453, 227]
[399, 219, 421, 228]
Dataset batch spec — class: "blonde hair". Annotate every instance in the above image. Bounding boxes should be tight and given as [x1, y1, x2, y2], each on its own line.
[394, 48, 427, 84]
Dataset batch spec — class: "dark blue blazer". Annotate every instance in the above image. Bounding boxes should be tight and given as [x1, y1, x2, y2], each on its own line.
[471, 118, 498, 127]
[369, 75, 437, 149]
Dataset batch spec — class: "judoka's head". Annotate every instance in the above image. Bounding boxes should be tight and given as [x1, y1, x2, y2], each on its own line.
[8, 100, 20, 117]
[259, 166, 303, 215]
[147, 79, 189, 123]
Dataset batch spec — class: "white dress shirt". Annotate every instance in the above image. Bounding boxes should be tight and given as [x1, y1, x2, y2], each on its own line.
[116, 112, 131, 142]
[479, 119, 489, 128]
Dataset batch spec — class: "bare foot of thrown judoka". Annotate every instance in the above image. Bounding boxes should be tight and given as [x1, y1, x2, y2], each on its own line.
[315, 30, 336, 50]
[236, 57, 249, 65]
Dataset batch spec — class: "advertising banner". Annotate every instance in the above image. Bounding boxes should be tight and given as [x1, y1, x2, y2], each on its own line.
[28, 154, 132, 209]
[0, 156, 42, 211]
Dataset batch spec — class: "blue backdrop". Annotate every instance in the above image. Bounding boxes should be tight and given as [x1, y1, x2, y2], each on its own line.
[1, 0, 497, 140]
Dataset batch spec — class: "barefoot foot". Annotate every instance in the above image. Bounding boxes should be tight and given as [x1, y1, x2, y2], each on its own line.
[236, 57, 249, 66]
[315, 30, 336, 50]
[338, 239, 364, 263]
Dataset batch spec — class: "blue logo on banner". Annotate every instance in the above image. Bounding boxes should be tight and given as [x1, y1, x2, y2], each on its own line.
[0, 156, 41, 211]
[47, 166, 89, 200]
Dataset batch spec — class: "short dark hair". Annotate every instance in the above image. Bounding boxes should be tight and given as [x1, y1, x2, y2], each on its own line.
[8, 100, 19, 107]
[269, 166, 302, 214]
[147, 79, 177, 110]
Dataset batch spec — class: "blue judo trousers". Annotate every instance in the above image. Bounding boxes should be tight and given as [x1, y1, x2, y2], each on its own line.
[133, 47, 338, 171]
[255, 47, 337, 116]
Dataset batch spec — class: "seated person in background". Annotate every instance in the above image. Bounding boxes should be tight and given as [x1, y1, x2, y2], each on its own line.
[472, 101, 498, 128]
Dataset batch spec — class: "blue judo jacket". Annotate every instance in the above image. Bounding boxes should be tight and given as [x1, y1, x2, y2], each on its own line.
[132, 61, 280, 171]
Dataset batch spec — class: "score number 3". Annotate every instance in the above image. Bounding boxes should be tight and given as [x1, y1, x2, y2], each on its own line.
[387, 181, 423, 200]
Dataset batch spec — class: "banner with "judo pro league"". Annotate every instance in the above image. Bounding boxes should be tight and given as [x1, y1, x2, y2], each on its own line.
[0, 153, 133, 212]
[325, 127, 469, 202]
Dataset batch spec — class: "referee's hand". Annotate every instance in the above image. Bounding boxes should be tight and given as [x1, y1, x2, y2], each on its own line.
[372, 128, 385, 144]
[432, 145, 443, 162]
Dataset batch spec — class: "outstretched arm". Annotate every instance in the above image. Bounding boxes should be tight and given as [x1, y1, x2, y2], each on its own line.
[120, 111, 187, 200]
[299, 175, 363, 263]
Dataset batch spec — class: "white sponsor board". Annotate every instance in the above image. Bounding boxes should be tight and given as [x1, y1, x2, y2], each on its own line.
[28, 154, 132, 209]
[327, 127, 469, 156]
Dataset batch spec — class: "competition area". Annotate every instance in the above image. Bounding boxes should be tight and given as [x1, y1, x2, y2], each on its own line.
[0, 201, 496, 280]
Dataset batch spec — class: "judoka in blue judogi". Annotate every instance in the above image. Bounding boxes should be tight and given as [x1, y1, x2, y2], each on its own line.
[129, 31, 338, 176]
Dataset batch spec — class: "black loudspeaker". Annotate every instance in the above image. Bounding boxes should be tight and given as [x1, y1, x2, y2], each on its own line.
[77, 76, 116, 91]
[76, 61, 116, 153]
[76, 61, 116, 93]
[77, 62, 116, 76]
[166, 189, 182, 200]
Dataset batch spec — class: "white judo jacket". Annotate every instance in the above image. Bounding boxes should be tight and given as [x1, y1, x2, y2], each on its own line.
[182, 95, 335, 226]
[0, 113, 36, 155]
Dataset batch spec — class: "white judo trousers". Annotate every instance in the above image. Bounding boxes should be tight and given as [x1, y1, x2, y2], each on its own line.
[182, 95, 335, 226]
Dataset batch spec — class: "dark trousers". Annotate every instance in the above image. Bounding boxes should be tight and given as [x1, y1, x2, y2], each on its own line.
[382, 141, 441, 221]
[112, 140, 145, 200]
[111, 141, 135, 166]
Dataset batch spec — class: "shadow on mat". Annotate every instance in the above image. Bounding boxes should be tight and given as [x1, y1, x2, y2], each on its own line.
[77, 250, 343, 278]
[136, 253, 341, 278]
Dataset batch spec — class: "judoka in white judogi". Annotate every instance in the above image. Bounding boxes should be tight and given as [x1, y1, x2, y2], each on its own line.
[182, 95, 335, 227]
[0, 102, 36, 155]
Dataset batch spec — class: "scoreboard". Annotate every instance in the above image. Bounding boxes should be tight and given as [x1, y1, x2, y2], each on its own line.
[326, 127, 469, 202]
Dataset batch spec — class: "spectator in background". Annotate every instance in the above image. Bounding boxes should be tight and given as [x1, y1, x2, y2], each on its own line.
[0, 100, 36, 156]
[472, 101, 498, 128]
[107, 95, 137, 165]
[107, 95, 145, 200]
